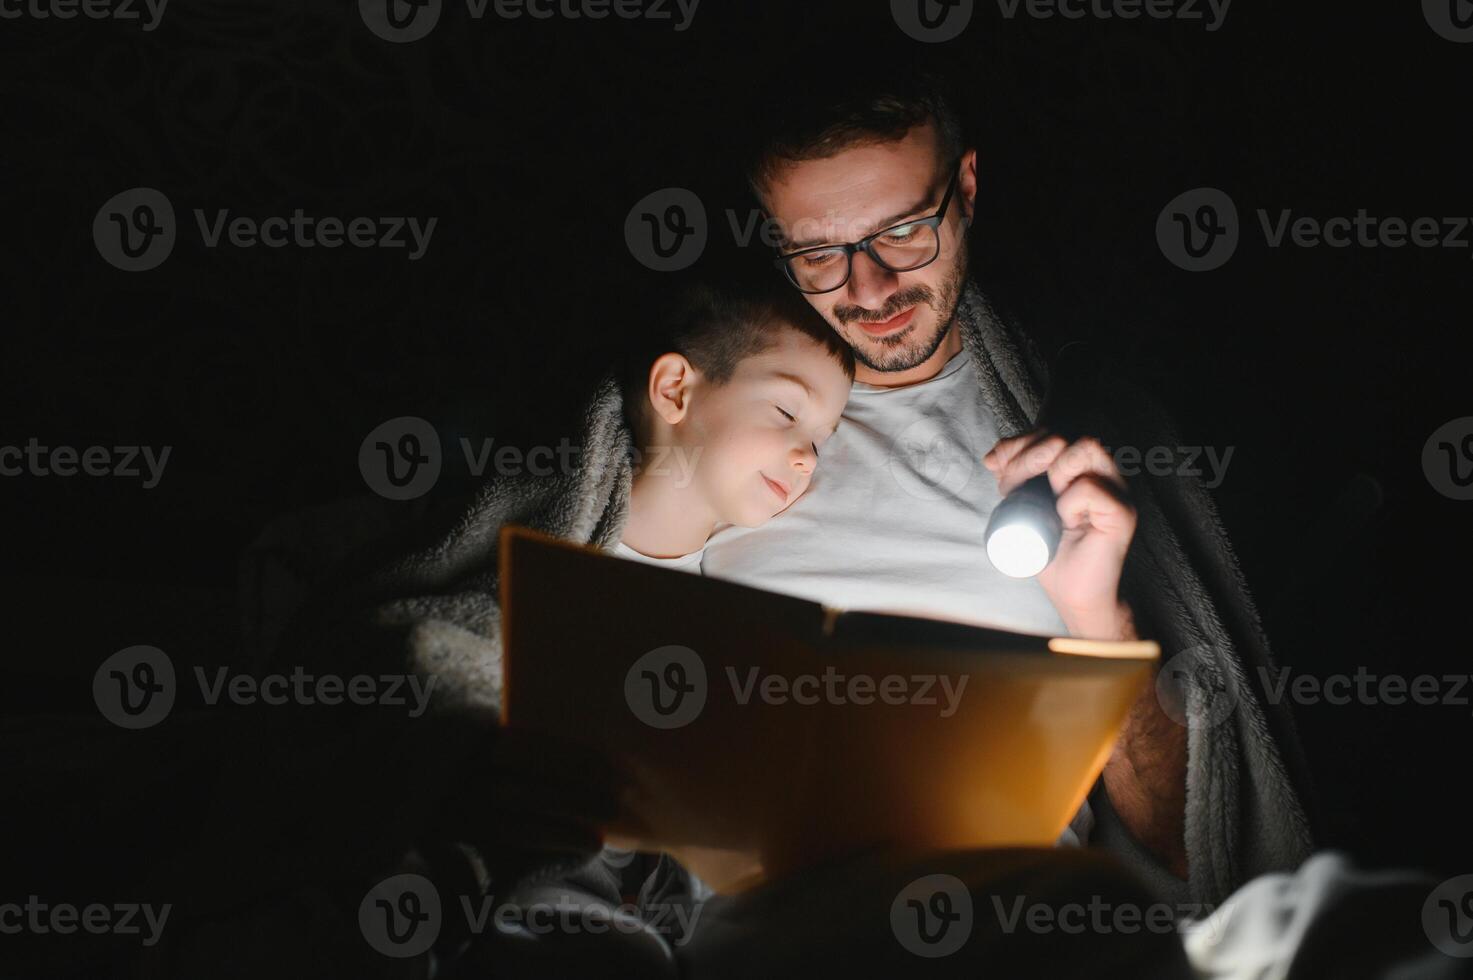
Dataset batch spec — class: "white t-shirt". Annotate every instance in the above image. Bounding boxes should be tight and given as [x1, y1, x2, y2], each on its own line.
[701, 347, 1068, 636]
[702, 346, 1092, 847]
[612, 540, 705, 574]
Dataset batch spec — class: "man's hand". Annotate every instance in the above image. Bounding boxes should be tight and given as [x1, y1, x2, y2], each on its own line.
[986, 431, 1188, 877]
[983, 432, 1136, 639]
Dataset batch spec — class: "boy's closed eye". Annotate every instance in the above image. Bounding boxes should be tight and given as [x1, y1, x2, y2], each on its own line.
[774, 404, 821, 458]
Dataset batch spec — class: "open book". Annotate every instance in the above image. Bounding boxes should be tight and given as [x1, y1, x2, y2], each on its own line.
[499, 525, 1158, 893]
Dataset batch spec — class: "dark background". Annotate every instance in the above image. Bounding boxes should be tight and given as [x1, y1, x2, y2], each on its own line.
[3, 0, 1470, 924]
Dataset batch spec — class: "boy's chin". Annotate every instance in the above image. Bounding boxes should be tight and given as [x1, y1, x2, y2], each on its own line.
[721, 498, 787, 529]
[729, 494, 807, 529]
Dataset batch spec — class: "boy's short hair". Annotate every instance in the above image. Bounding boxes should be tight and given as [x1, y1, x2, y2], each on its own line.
[744, 69, 965, 204]
[619, 276, 855, 442]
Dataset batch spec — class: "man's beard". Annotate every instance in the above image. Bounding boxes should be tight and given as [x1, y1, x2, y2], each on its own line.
[832, 249, 967, 374]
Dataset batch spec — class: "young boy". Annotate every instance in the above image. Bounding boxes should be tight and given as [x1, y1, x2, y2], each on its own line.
[250, 277, 853, 975]
[434, 278, 856, 964]
[610, 278, 855, 571]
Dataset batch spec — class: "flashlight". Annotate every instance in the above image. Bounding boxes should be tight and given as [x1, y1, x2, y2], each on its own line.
[983, 342, 1096, 579]
[985, 472, 1062, 578]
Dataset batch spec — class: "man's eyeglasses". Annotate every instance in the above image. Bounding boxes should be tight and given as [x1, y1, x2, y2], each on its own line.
[772, 163, 962, 295]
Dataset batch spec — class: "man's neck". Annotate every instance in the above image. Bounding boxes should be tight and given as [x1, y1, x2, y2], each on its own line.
[853, 318, 963, 389]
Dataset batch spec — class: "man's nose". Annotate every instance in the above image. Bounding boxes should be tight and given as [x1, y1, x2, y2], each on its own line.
[844, 250, 897, 311]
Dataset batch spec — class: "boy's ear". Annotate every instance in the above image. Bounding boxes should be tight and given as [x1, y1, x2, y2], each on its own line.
[647, 352, 697, 426]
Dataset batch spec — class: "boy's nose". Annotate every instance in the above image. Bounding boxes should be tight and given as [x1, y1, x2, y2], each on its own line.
[790, 444, 816, 475]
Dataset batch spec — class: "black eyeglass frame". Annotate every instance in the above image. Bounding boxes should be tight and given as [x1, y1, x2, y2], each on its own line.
[771, 161, 964, 295]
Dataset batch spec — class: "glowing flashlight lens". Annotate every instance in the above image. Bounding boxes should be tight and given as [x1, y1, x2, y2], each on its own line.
[986, 522, 1052, 579]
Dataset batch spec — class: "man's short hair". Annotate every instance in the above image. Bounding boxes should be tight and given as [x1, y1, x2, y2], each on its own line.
[619, 275, 856, 442]
[744, 70, 966, 204]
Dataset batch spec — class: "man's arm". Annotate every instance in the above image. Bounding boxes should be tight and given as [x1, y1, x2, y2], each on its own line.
[985, 434, 1189, 880]
[1061, 599, 1188, 879]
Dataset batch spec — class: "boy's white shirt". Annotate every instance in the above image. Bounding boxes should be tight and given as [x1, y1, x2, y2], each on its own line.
[614, 347, 1093, 849]
[611, 540, 705, 573]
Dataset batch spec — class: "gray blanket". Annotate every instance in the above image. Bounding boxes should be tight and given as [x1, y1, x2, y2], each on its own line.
[290, 280, 1315, 907]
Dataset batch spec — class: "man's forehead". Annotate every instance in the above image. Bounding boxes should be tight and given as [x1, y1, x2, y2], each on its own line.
[763, 128, 947, 246]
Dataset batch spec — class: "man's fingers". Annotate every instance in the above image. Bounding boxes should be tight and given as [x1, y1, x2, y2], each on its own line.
[1047, 437, 1126, 496]
[985, 431, 1056, 473]
[983, 432, 1028, 471]
[1054, 473, 1136, 536]
[991, 433, 1067, 496]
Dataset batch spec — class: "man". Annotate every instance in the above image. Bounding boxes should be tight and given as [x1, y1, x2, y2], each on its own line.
[701, 73, 1315, 906]
[256, 77, 1315, 980]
